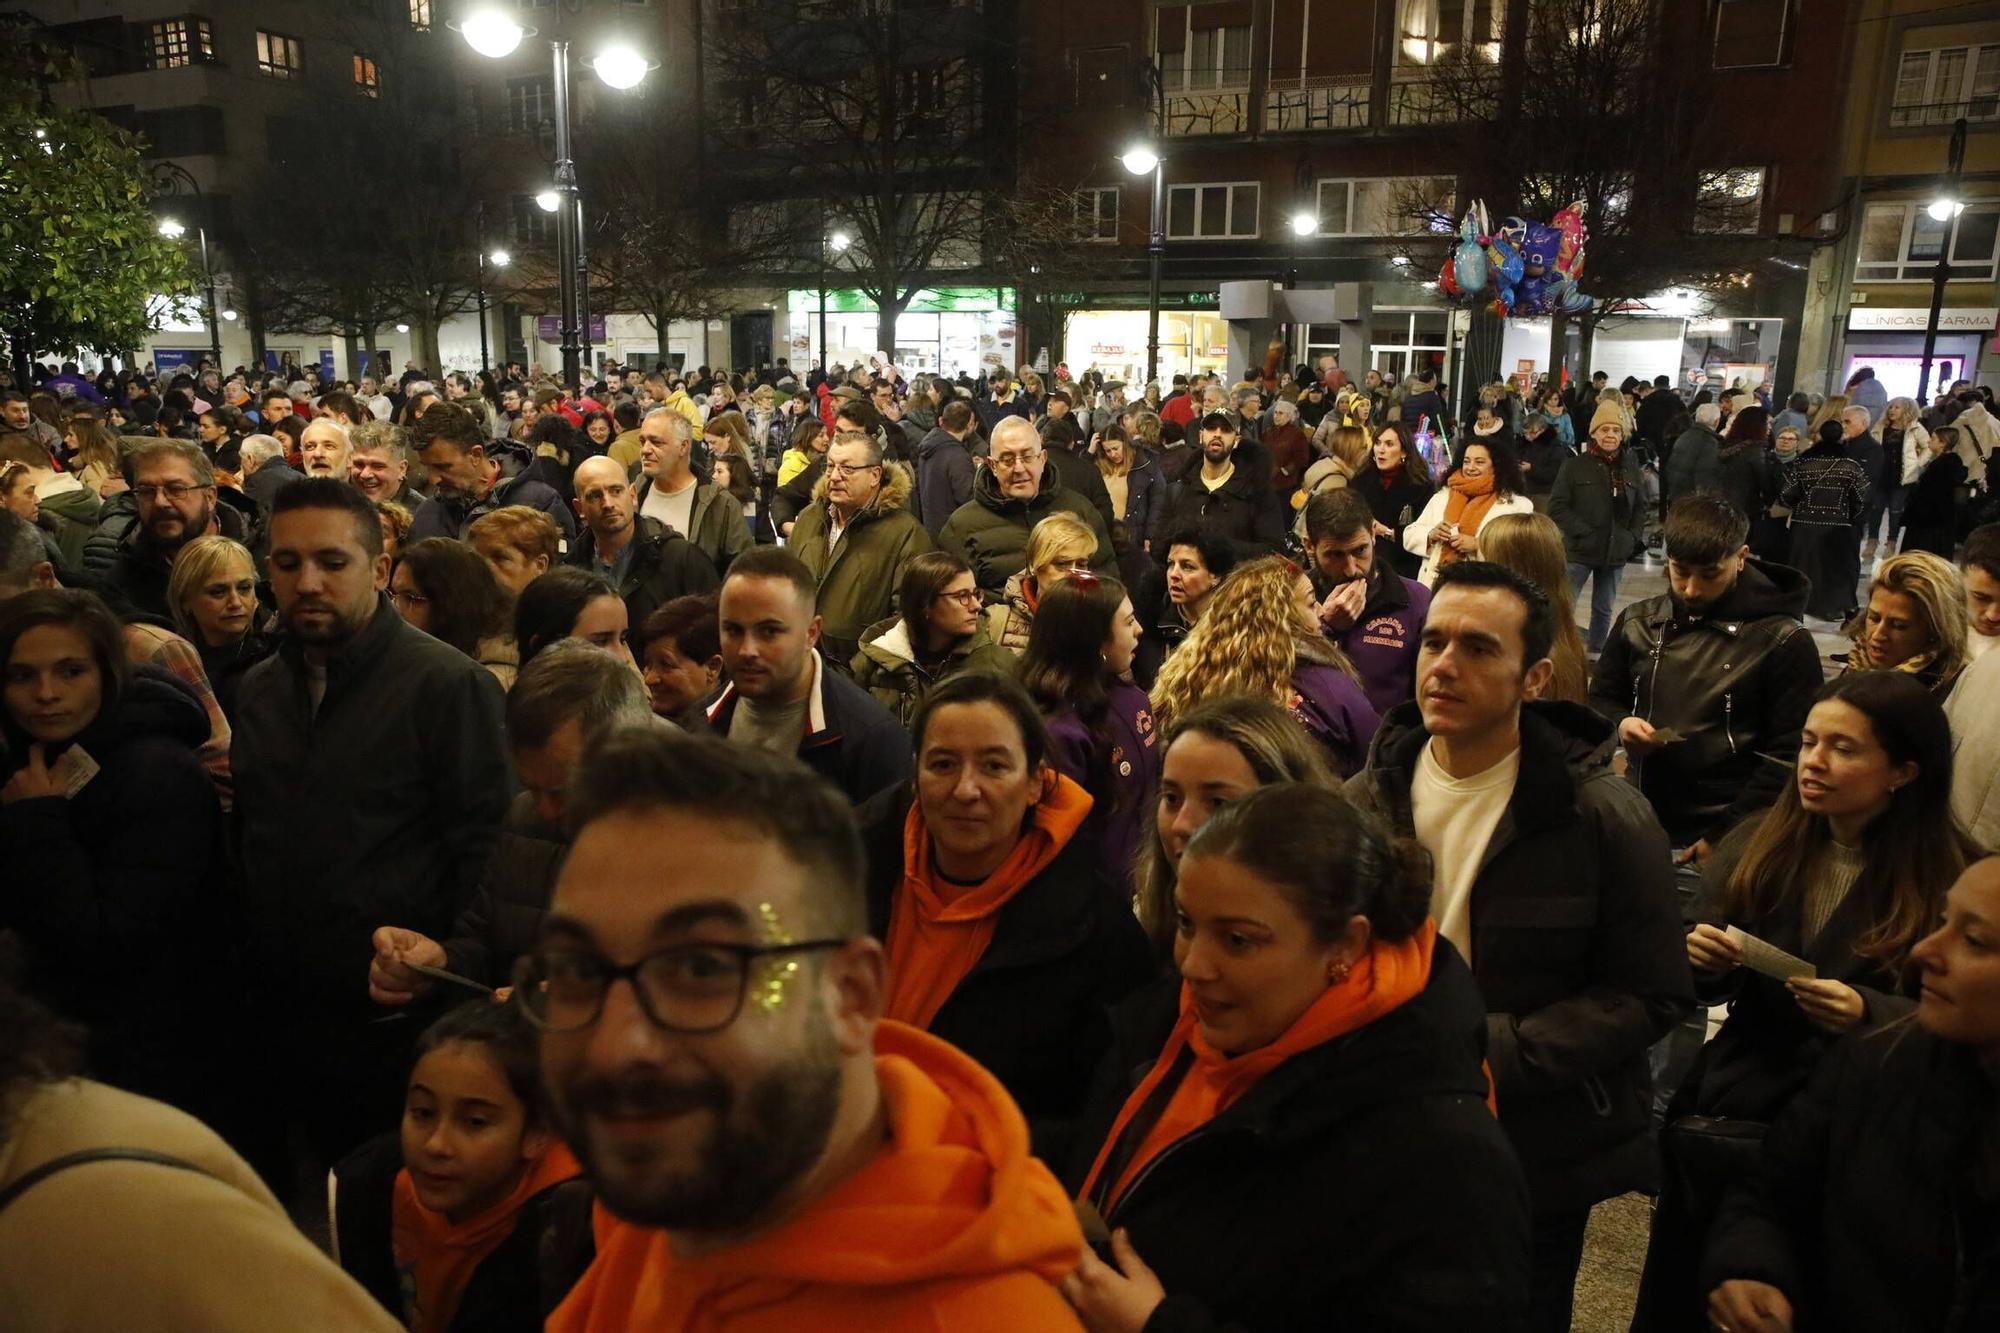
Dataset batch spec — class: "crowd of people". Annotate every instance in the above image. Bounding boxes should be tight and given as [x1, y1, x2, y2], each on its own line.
[1, 346, 1998, 1332]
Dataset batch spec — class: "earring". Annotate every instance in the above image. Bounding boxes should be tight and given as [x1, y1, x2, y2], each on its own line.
[1328, 961, 1351, 984]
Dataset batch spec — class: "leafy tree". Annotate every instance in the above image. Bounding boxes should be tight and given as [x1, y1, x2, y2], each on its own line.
[0, 21, 195, 383]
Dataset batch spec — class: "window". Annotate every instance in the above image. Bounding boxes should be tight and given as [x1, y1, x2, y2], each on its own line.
[352, 54, 380, 97]
[1712, 0, 1791, 70]
[1313, 177, 1454, 236]
[144, 17, 214, 70]
[1694, 167, 1765, 234]
[512, 194, 555, 247]
[1156, 5, 1252, 90]
[256, 31, 304, 79]
[1078, 187, 1119, 242]
[1892, 45, 2000, 128]
[1855, 200, 2000, 283]
[1167, 182, 1260, 240]
[509, 76, 552, 132]
[409, 0, 433, 28]
[136, 105, 226, 156]
[1396, 0, 1501, 66]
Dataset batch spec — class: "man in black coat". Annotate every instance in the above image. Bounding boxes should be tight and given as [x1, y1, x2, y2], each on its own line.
[566, 455, 719, 631]
[94, 438, 255, 622]
[1634, 374, 1681, 454]
[233, 479, 512, 1164]
[367, 639, 663, 1003]
[914, 399, 979, 538]
[1346, 560, 1693, 1333]
[1160, 412, 1285, 555]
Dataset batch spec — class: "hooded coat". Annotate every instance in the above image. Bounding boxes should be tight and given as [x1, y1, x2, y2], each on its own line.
[1588, 558, 1822, 847]
[1345, 701, 1694, 1213]
[849, 615, 1015, 732]
[786, 461, 935, 670]
[1061, 943, 1532, 1332]
[937, 467, 1117, 596]
[545, 1023, 1089, 1333]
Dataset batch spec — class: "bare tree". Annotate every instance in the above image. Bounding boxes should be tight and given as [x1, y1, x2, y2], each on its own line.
[990, 183, 1124, 369]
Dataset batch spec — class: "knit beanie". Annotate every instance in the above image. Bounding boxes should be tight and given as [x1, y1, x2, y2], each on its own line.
[1588, 401, 1627, 436]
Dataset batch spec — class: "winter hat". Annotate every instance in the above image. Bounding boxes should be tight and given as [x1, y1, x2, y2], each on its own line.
[1588, 401, 1627, 436]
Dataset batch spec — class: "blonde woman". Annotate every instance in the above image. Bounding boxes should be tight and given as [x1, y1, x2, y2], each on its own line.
[1879, 396, 1931, 554]
[166, 534, 274, 720]
[987, 510, 1099, 652]
[63, 414, 126, 497]
[1149, 555, 1381, 775]
[1805, 393, 1849, 440]
[1478, 513, 1591, 705]
[1845, 551, 1970, 699]
[1295, 423, 1372, 541]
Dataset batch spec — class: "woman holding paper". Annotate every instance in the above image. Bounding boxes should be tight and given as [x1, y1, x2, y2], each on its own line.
[1632, 671, 1978, 1329]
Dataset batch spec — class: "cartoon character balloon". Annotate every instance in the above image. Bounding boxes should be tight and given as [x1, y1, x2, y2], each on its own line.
[1439, 198, 1595, 319]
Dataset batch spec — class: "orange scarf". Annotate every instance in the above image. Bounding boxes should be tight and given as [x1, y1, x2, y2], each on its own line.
[1440, 470, 1500, 566]
[882, 773, 1093, 1030]
[1082, 921, 1439, 1212]
[392, 1139, 581, 1332]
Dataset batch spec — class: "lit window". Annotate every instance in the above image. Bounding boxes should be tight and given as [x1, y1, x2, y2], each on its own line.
[145, 17, 215, 70]
[1891, 44, 2000, 128]
[257, 31, 304, 80]
[1694, 168, 1765, 235]
[1313, 178, 1456, 236]
[409, 0, 433, 29]
[1854, 200, 2000, 283]
[353, 54, 380, 98]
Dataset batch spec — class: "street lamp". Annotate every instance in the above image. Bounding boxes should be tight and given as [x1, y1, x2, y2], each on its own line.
[1919, 117, 1969, 406]
[157, 215, 222, 373]
[1122, 58, 1169, 388]
[459, 7, 652, 397]
[820, 231, 850, 376]
[1290, 210, 1317, 237]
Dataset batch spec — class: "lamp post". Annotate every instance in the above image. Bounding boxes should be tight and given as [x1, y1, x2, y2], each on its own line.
[478, 246, 510, 375]
[821, 231, 850, 376]
[459, 8, 650, 399]
[151, 160, 224, 373]
[1918, 116, 1969, 408]
[1121, 57, 1168, 388]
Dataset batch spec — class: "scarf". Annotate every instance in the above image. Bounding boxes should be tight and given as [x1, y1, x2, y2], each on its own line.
[393, 1139, 581, 1333]
[1082, 921, 1439, 1212]
[1585, 440, 1626, 496]
[882, 773, 1093, 1030]
[1440, 470, 1500, 565]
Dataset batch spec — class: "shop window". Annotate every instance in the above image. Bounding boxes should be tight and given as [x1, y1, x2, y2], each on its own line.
[144, 17, 214, 70]
[1078, 188, 1120, 242]
[1891, 44, 2000, 128]
[1855, 200, 2000, 283]
[1313, 177, 1454, 236]
[1712, 0, 1791, 71]
[509, 76, 552, 132]
[353, 53, 380, 98]
[1396, 0, 1500, 67]
[1694, 167, 1765, 235]
[1167, 182, 1260, 239]
[256, 31, 304, 80]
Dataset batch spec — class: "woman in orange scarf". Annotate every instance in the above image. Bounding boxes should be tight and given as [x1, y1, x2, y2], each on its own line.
[1403, 437, 1534, 585]
[1060, 784, 1530, 1333]
[857, 670, 1155, 1126]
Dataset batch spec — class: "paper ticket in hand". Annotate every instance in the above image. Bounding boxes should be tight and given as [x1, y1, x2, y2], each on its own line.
[1647, 726, 1686, 745]
[48, 745, 101, 797]
[1725, 927, 1816, 981]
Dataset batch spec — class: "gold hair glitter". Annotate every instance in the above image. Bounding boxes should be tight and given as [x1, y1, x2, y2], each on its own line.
[752, 901, 799, 1013]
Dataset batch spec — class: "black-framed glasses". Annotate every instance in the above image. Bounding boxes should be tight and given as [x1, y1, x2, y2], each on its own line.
[133, 482, 213, 502]
[933, 587, 982, 608]
[512, 939, 849, 1034]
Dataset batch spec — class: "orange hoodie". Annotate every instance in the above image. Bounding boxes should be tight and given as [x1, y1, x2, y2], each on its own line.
[545, 1021, 1087, 1332]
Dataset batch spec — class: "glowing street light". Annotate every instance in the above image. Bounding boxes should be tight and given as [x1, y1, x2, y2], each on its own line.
[1121, 146, 1160, 177]
[158, 218, 186, 238]
[590, 45, 649, 90]
[535, 190, 561, 213]
[1290, 211, 1317, 237]
[488, 248, 511, 267]
[459, 8, 524, 59]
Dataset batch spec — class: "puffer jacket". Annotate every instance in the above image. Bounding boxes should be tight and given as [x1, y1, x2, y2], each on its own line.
[786, 461, 935, 670]
[1588, 558, 1823, 847]
[1547, 449, 1648, 568]
[439, 792, 569, 989]
[848, 615, 1015, 732]
[938, 467, 1118, 596]
[1345, 700, 1694, 1213]
[986, 571, 1038, 654]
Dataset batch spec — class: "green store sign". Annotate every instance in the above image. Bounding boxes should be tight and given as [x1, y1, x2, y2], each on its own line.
[786, 286, 1016, 315]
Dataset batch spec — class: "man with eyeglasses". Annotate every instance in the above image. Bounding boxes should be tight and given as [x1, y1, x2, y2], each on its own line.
[97, 439, 254, 623]
[527, 727, 1088, 1332]
[938, 416, 1115, 598]
[786, 430, 934, 671]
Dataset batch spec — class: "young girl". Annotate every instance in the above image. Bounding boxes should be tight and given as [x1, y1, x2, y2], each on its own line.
[338, 1001, 581, 1333]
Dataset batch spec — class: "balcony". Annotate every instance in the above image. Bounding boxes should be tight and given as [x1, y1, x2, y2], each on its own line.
[1889, 97, 2000, 130]
[1163, 83, 1250, 136]
[1264, 74, 1371, 132]
[1386, 69, 1480, 126]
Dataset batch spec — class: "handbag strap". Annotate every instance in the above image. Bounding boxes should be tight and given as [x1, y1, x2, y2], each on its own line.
[0, 1147, 210, 1214]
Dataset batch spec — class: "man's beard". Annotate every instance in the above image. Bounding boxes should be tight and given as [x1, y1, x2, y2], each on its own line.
[554, 1010, 844, 1231]
[145, 500, 213, 554]
[282, 595, 373, 646]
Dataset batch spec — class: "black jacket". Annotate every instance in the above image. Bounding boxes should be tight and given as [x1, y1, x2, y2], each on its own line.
[242, 458, 303, 512]
[440, 793, 568, 989]
[1345, 701, 1694, 1212]
[1359, 469, 1435, 581]
[565, 514, 720, 634]
[1588, 559, 1822, 846]
[93, 496, 256, 624]
[1064, 944, 1532, 1332]
[232, 596, 512, 1022]
[700, 651, 912, 806]
[1714, 439, 1777, 524]
[409, 470, 577, 546]
[1043, 443, 1117, 532]
[197, 624, 280, 725]
[1161, 454, 1286, 555]
[856, 783, 1155, 1126]
[1701, 1024, 2000, 1332]
[1636, 388, 1682, 450]
[1547, 450, 1648, 568]
[913, 426, 976, 538]
[0, 667, 228, 1118]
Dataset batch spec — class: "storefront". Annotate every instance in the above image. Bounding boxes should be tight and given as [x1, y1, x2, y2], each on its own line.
[785, 287, 1015, 378]
[1838, 306, 1997, 401]
[1047, 287, 1223, 386]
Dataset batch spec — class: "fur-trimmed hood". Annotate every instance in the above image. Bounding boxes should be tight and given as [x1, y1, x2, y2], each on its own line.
[810, 457, 915, 516]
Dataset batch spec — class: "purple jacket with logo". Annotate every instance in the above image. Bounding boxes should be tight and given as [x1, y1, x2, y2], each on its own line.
[1287, 641, 1384, 778]
[1045, 679, 1161, 893]
[1313, 565, 1431, 720]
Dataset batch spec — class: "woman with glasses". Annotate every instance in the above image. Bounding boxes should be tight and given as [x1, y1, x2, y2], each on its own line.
[391, 538, 520, 689]
[851, 551, 1015, 730]
[988, 511, 1100, 653]
[852, 670, 1153, 1124]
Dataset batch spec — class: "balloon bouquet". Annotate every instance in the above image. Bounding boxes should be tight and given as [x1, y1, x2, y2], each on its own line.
[1438, 199, 1596, 320]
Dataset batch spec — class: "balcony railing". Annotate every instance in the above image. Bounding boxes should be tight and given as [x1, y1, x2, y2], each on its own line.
[1264, 74, 1371, 131]
[1889, 97, 2000, 129]
[1162, 83, 1251, 136]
